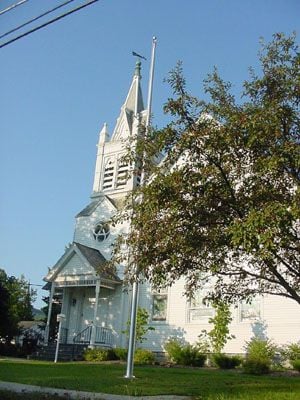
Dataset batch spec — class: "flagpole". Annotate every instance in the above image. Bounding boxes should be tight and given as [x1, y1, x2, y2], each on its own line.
[146, 36, 157, 129]
[124, 36, 157, 379]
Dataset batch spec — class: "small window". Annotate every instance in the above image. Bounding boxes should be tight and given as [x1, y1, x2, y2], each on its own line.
[151, 290, 168, 322]
[188, 289, 214, 322]
[240, 299, 261, 322]
[93, 222, 110, 242]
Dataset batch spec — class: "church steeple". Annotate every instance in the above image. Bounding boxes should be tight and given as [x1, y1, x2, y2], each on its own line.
[92, 62, 146, 197]
[111, 60, 145, 141]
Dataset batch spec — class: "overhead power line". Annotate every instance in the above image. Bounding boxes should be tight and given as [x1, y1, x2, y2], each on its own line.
[0, 0, 100, 49]
[0, 0, 77, 40]
[0, 0, 29, 17]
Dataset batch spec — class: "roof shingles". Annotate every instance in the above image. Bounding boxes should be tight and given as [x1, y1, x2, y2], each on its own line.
[74, 242, 120, 282]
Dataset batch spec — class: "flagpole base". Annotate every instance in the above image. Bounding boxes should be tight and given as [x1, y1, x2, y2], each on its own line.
[124, 374, 135, 379]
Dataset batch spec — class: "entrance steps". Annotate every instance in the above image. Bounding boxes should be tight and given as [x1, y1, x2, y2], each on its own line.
[31, 343, 87, 361]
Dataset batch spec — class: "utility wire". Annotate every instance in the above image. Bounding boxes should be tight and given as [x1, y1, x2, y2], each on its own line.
[0, 0, 29, 16]
[0, 0, 76, 40]
[0, 0, 100, 49]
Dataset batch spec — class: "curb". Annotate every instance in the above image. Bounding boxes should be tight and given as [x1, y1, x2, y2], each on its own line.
[0, 381, 191, 400]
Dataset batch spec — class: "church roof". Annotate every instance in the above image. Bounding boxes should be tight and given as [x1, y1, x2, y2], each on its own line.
[45, 242, 121, 284]
[74, 242, 120, 282]
[76, 201, 99, 217]
[76, 195, 117, 218]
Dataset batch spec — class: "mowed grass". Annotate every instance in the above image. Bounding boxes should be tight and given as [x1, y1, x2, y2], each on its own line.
[0, 359, 299, 399]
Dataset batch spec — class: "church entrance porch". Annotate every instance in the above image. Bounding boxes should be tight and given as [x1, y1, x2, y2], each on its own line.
[45, 277, 121, 348]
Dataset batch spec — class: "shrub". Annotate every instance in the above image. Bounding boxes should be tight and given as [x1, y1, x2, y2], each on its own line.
[164, 338, 183, 363]
[243, 358, 270, 375]
[291, 359, 300, 372]
[212, 353, 242, 369]
[134, 348, 155, 365]
[83, 348, 113, 361]
[114, 347, 128, 361]
[179, 345, 206, 367]
[0, 343, 26, 358]
[164, 338, 206, 367]
[245, 338, 276, 361]
[284, 342, 300, 362]
[242, 338, 277, 374]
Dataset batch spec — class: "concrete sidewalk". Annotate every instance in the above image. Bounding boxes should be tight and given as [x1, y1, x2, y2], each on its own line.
[0, 381, 191, 400]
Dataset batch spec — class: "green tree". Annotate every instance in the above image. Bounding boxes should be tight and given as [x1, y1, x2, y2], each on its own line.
[0, 269, 36, 342]
[41, 291, 61, 342]
[199, 302, 234, 353]
[113, 33, 300, 305]
[123, 307, 155, 344]
[0, 281, 10, 339]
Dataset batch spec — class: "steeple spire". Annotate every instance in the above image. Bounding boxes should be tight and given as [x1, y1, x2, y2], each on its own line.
[111, 61, 145, 141]
[134, 60, 141, 78]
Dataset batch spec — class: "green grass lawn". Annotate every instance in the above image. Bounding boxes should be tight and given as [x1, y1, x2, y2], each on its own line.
[0, 359, 299, 399]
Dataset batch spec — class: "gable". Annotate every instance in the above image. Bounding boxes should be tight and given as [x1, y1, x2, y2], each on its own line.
[45, 241, 120, 283]
[57, 251, 95, 277]
[45, 244, 97, 283]
[74, 195, 118, 251]
[111, 108, 132, 141]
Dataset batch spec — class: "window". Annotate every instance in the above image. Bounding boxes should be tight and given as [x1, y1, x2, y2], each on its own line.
[93, 222, 110, 242]
[151, 290, 168, 322]
[187, 289, 214, 322]
[116, 159, 129, 188]
[102, 160, 114, 190]
[240, 299, 261, 322]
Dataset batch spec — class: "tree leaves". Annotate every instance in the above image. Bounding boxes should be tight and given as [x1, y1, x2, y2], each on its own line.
[112, 33, 300, 305]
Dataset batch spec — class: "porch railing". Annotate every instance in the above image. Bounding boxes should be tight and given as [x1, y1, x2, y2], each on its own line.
[95, 326, 113, 347]
[73, 326, 113, 347]
[73, 325, 92, 344]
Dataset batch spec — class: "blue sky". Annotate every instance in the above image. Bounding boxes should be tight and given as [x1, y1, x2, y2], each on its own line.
[1, 0, 299, 308]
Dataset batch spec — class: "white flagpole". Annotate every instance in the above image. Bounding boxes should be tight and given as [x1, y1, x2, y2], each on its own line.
[124, 36, 157, 379]
[146, 36, 157, 129]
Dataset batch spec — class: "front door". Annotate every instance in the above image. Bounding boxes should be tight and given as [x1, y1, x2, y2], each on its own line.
[67, 288, 85, 341]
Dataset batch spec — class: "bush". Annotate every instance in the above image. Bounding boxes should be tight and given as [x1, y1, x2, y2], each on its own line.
[243, 358, 270, 375]
[178, 344, 206, 367]
[83, 348, 117, 361]
[164, 338, 184, 363]
[212, 353, 242, 369]
[284, 342, 300, 362]
[114, 347, 128, 361]
[291, 359, 300, 372]
[0, 343, 27, 358]
[242, 338, 276, 375]
[165, 338, 206, 367]
[245, 338, 276, 361]
[134, 348, 155, 365]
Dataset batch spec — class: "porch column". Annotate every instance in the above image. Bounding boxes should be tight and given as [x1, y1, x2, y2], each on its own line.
[90, 278, 101, 347]
[44, 282, 56, 345]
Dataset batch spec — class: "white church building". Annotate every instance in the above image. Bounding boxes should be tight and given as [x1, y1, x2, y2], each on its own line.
[44, 61, 300, 355]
